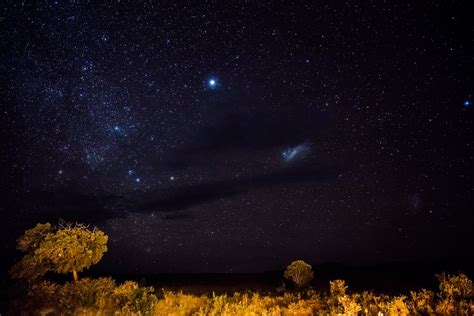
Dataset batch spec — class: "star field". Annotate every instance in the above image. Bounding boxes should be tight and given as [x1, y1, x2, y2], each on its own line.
[1, 1, 472, 273]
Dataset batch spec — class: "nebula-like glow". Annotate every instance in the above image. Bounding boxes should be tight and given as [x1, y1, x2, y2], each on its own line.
[281, 143, 309, 162]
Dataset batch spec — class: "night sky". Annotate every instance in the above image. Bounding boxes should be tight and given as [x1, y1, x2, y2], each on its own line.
[1, 1, 473, 274]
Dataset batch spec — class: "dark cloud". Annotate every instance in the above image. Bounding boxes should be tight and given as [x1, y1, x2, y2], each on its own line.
[22, 162, 334, 223]
[134, 162, 334, 214]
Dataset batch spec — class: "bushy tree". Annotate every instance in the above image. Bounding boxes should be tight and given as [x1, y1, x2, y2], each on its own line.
[10, 223, 108, 283]
[284, 260, 314, 289]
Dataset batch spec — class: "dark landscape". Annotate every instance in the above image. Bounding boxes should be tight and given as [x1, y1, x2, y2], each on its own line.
[107, 262, 474, 295]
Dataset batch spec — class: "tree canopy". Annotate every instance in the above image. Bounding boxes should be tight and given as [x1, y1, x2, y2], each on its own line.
[10, 223, 108, 283]
[284, 260, 314, 288]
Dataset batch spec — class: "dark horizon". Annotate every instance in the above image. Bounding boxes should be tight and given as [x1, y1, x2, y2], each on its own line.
[1, 1, 473, 274]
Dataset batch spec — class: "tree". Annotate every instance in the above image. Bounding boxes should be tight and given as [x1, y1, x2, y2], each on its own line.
[284, 260, 314, 289]
[10, 223, 108, 284]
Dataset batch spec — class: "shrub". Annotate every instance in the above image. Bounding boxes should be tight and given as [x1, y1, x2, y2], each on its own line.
[112, 280, 157, 314]
[410, 288, 435, 314]
[17, 280, 60, 314]
[387, 295, 410, 316]
[153, 291, 209, 315]
[329, 279, 347, 297]
[435, 297, 456, 315]
[9, 275, 474, 315]
[340, 295, 362, 315]
[11, 277, 157, 315]
[436, 273, 473, 300]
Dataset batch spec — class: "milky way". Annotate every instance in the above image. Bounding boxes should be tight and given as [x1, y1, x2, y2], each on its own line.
[1, 1, 472, 273]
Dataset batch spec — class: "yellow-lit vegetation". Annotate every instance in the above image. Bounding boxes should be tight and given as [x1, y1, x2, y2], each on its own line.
[9, 273, 474, 315]
[9, 223, 474, 315]
[10, 222, 107, 283]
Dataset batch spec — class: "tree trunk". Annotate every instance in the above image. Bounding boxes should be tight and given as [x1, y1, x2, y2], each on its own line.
[72, 269, 79, 284]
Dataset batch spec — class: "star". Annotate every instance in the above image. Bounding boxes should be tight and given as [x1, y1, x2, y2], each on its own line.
[112, 125, 127, 136]
[170, 176, 175, 181]
[464, 100, 471, 108]
[135, 177, 141, 183]
[207, 77, 219, 89]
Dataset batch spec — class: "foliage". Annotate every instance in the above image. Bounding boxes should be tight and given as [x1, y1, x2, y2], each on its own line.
[283, 260, 314, 289]
[328, 279, 363, 314]
[10, 222, 108, 282]
[9, 252, 51, 280]
[436, 272, 473, 300]
[386, 295, 410, 315]
[329, 279, 347, 297]
[59, 277, 116, 312]
[9, 223, 53, 280]
[9, 273, 474, 315]
[410, 288, 435, 314]
[11, 277, 157, 315]
[435, 273, 473, 315]
[112, 280, 157, 314]
[16, 223, 52, 252]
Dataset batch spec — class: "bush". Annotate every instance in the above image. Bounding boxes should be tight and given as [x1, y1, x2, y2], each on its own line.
[112, 280, 157, 314]
[437, 273, 473, 300]
[9, 272, 473, 315]
[329, 279, 347, 297]
[410, 288, 435, 314]
[386, 295, 410, 315]
[17, 280, 60, 314]
[11, 277, 157, 315]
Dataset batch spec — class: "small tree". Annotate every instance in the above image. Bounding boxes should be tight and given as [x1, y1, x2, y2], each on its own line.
[284, 260, 314, 289]
[10, 223, 108, 284]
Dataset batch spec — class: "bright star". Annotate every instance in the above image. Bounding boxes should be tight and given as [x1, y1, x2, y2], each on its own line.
[135, 177, 141, 183]
[464, 100, 471, 108]
[170, 176, 175, 181]
[128, 170, 133, 175]
[207, 78, 219, 89]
